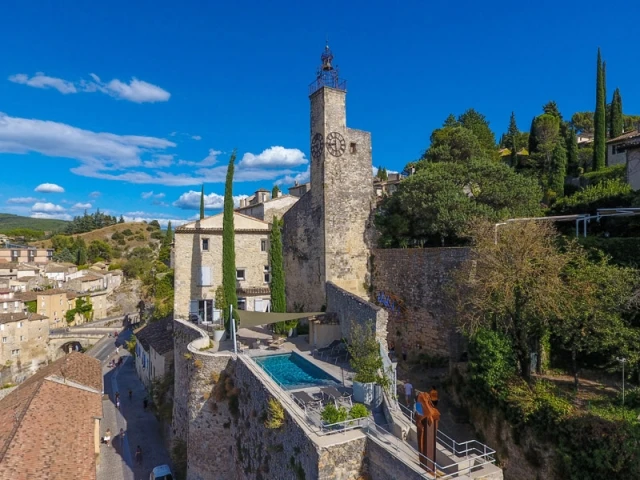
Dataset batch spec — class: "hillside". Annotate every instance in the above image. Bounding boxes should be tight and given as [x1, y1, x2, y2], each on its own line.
[33, 222, 163, 254]
[0, 213, 68, 233]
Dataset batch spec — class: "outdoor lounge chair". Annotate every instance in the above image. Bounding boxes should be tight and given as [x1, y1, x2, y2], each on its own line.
[320, 386, 353, 407]
[267, 337, 286, 350]
[313, 340, 341, 358]
[291, 391, 322, 411]
[321, 342, 346, 361]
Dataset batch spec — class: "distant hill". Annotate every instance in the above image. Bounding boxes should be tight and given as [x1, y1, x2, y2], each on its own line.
[0, 213, 69, 233]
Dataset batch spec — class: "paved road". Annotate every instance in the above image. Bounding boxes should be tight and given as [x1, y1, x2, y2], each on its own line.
[90, 330, 172, 480]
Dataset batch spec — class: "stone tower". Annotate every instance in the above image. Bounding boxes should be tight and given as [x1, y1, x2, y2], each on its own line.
[282, 44, 374, 311]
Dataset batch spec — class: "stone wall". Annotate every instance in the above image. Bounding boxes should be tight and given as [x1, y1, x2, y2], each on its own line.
[282, 192, 326, 312]
[172, 319, 236, 480]
[366, 439, 428, 480]
[233, 356, 368, 480]
[325, 281, 388, 343]
[372, 248, 469, 358]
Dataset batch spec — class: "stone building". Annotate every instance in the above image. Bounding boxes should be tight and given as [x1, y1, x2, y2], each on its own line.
[235, 187, 300, 224]
[134, 316, 174, 387]
[173, 212, 272, 322]
[0, 312, 49, 379]
[36, 289, 71, 328]
[282, 44, 375, 311]
[0, 289, 25, 314]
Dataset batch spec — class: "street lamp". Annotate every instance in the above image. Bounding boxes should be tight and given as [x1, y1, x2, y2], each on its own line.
[616, 357, 627, 409]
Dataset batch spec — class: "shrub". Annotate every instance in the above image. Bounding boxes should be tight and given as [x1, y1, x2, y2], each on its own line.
[111, 231, 125, 241]
[348, 323, 386, 385]
[135, 233, 146, 241]
[551, 179, 633, 215]
[349, 403, 369, 419]
[122, 228, 133, 236]
[321, 403, 348, 425]
[582, 164, 625, 185]
[618, 386, 640, 409]
[468, 328, 517, 402]
[151, 231, 164, 240]
[264, 398, 285, 429]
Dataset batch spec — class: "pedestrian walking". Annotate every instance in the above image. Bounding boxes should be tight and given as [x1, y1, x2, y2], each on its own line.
[115, 391, 120, 402]
[404, 381, 414, 407]
[116, 346, 120, 355]
[116, 398, 120, 410]
[135, 445, 143, 465]
[119, 428, 125, 442]
[128, 389, 132, 401]
[429, 385, 439, 408]
[103, 429, 112, 447]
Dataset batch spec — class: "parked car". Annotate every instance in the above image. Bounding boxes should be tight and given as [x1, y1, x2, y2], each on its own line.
[150, 464, 173, 480]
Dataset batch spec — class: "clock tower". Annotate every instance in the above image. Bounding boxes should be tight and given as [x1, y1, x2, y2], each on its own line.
[282, 43, 375, 311]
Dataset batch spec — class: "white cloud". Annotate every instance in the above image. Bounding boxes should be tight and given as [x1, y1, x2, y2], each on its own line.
[191, 135, 202, 141]
[141, 191, 165, 200]
[9, 72, 77, 94]
[239, 146, 307, 168]
[72, 202, 92, 209]
[35, 183, 65, 193]
[173, 190, 248, 210]
[32, 202, 65, 213]
[31, 212, 73, 221]
[275, 167, 310, 186]
[372, 166, 378, 176]
[143, 154, 173, 168]
[121, 211, 189, 227]
[7, 196, 40, 204]
[89, 191, 101, 198]
[178, 149, 221, 167]
[10, 72, 170, 103]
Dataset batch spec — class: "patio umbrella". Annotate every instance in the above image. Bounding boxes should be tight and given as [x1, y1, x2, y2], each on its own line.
[236, 310, 324, 329]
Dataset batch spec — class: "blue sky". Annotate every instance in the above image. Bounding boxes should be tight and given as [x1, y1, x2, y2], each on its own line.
[1, 0, 638, 226]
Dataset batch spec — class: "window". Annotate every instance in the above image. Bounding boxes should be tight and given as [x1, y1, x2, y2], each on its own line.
[19, 336, 24, 342]
[261, 239, 267, 252]
[2, 337, 7, 343]
[236, 269, 246, 281]
[11, 349, 19, 356]
[202, 238, 209, 251]
[2, 302, 6, 311]
[0, 324, 3, 331]
[350, 142, 357, 154]
[200, 266, 212, 286]
[238, 298, 246, 310]
[263, 265, 271, 283]
[17, 322, 23, 328]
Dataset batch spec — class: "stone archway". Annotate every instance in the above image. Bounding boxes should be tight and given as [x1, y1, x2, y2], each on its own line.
[60, 341, 82, 354]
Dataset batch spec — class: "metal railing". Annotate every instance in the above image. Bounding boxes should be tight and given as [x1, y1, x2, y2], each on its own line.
[366, 422, 496, 480]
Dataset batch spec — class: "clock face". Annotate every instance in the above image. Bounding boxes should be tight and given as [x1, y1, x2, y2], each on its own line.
[326, 132, 346, 157]
[311, 132, 324, 160]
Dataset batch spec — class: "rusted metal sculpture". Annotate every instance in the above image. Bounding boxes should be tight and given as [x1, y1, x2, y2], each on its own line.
[414, 391, 441, 473]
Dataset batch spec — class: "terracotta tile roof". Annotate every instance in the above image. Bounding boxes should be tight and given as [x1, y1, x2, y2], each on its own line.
[0, 263, 19, 269]
[0, 313, 47, 325]
[0, 353, 102, 479]
[45, 266, 68, 273]
[15, 276, 37, 282]
[13, 292, 37, 302]
[37, 288, 69, 296]
[79, 274, 103, 282]
[135, 316, 174, 355]
[17, 265, 38, 272]
[607, 129, 640, 144]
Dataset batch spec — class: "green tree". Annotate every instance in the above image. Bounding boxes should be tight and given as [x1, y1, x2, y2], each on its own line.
[375, 159, 542, 247]
[543, 101, 563, 120]
[623, 114, 640, 132]
[528, 117, 538, 157]
[75, 237, 87, 265]
[222, 151, 238, 326]
[420, 126, 483, 165]
[148, 220, 161, 230]
[531, 114, 561, 178]
[165, 221, 173, 245]
[566, 126, 579, 176]
[454, 221, 570, 381]
[5, 228, 45, 242]
[457, 108, 496, 154]
[269, 216, 286, 313]
[549, 141, 568, 198]
[468, 328, 516, 400]
[118, 215, 125, 223]
[505, 112, 519, 166]
[609, 88, 624, 139]
[593, 48, 606, 170]
[443, 113, 459, 127]
[271, 185, 280, 198]
[603, 61, 607, 135]
[200, 185, 205, 220]
[571, 111, 594, 134]
[87, 240, 112, 263]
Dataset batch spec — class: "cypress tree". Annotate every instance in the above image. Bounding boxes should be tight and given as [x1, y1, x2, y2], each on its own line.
[528, 117, 538, 156]
[610, 88, 624, 139]
[165, 221, 173, 245]
[507, 112, 519, 166]
[593, 48, 606, 170]
[603, 61, 607, 135]
[566, 126, 579, 176]
[271, 185, 280, 199]
[549, 142, 567, 197]
[269, 216, 286, 313]
[199, 185, 205, 220]
[222, 151, 238, 327]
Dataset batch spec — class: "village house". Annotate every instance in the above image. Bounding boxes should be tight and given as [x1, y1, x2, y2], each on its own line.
[43, 262, 78, 287]
[0, 245, 53, 264]
[0, 312, 49, 376]
[0, 352, 103, 479]
[0, 263, 19, 280]
[67, 272, 106, 293]
[235, 187, 300, 224]
[134, 316, 174, 387]
[374, 172, 405, 200]
[174, 212, 272, 323]
[0, 289, 25, 314]
[36, 289, 72, 328]
[87, 290, 108, 320]
[288, 181, 310, 197]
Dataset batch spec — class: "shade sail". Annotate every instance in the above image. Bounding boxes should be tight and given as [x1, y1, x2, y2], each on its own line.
[237, 310, 324, 329]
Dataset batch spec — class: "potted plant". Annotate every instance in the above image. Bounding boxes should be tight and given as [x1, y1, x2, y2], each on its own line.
[212, 324, 226, 342]
[348, 323, 388, 409]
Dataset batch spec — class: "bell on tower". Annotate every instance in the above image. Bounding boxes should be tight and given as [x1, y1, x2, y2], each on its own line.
[309, 42, 347, 95]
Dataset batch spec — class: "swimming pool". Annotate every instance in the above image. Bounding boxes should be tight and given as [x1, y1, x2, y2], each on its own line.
[254, 352, 341, 390]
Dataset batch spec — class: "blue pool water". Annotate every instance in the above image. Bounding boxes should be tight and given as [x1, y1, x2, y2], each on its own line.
[255, 353, 340, 390]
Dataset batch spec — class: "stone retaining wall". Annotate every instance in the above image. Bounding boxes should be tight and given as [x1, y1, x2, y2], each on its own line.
[372, 248, 469, 358]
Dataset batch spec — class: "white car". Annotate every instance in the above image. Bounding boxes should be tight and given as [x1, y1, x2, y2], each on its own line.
[150, 465, 173, 480]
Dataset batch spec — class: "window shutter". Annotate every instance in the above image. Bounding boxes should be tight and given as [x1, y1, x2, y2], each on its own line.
[201, 267, 211, 286]
[189, 300, 198, 314]
[254, 299, 263, 312]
